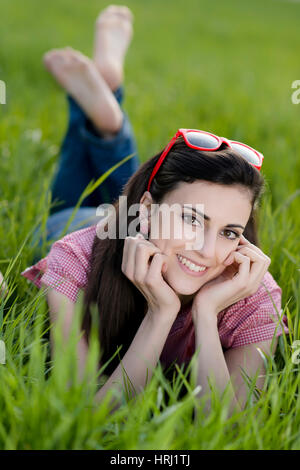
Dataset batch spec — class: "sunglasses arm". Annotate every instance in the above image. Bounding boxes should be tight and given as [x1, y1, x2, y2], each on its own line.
[147, 131, 181, 191]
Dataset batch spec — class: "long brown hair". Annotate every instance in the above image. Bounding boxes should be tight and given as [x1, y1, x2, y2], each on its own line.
[82, 137, 265, 378]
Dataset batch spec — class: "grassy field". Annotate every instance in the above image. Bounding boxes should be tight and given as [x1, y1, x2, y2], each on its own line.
[0, 0, 300, 450]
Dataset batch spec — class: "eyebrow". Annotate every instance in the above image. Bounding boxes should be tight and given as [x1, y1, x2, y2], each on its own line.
[185, 206, 245, 230]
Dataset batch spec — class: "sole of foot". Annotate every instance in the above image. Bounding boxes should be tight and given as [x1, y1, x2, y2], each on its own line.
[43, 47, 123, 135]
[93, 5, 134, 92]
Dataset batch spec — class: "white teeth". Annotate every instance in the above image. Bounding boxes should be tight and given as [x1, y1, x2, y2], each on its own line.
[177, 255, 206, 273]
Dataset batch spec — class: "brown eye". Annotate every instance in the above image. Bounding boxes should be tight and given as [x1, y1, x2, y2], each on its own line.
[225, 230, 240, 240]
[222, 229, 240, 240]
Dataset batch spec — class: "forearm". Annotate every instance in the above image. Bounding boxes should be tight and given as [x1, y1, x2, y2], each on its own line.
[193, 309, 241, 416]
[49, 319, 90, 383]
[94, 311, 176, 411]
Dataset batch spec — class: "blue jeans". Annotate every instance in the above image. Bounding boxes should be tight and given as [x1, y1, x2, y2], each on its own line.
[45, 86, 140, 242]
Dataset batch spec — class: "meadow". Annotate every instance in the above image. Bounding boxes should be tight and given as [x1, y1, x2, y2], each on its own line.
[0, 0, 300, 450]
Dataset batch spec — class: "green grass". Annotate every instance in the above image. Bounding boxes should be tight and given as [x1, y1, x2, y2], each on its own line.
[0, 0, 300, 450]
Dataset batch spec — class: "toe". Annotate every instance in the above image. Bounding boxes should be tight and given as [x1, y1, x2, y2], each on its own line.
[63, 46, 77, 57]
[97, 5, 119, 19]
[44, 49, 72, 71]
[43, 48, 59, 61]
[106, 5, 120, 13]
[118, 6, 134, 21]
[62, 47, 86, 65]
[43, 49, 60, 67]
[97, 4, 133, 23]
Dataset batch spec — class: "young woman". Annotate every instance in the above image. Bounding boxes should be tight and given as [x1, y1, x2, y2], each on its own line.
[21, 5, 289, 415]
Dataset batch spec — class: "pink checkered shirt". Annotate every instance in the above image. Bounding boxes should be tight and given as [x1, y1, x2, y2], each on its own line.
[21, 225, 289, 370]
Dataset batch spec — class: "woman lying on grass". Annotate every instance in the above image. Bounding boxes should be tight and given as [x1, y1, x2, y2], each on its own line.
[21, 5, 289, 416]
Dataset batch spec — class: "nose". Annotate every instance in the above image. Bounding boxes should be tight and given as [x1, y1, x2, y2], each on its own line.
[196, 229, 217, 261]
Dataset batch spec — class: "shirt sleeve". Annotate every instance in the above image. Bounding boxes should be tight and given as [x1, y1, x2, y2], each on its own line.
[219, 271, 289, 350]
[21, 226, 96, 303]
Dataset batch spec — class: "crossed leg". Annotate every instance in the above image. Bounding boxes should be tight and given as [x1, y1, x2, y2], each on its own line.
[43, 5, 139, 228]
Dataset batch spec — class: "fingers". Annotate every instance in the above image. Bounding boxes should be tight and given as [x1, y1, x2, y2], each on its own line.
[237, 246, 271, 293]
[236, 245, 271, 276]
[238, 234, 250, 245]
[121, 236, 177, 314]
[225, 234, 271, 270]
[134, 241, 161, 283]
[237, 235, 269, 259]
[144, 252, 168, 287]
[236, 245, 270, 265]
[121, 235, 130, 274]
[121, 235, 161, 282]
[236, 246, 265, 263]
[227, 248, 270, 296]
[231, 251, 251, 286]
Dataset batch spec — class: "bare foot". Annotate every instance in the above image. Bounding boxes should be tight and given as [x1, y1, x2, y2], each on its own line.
[43, 47, 123, 135]
[93, 5, 133, 91]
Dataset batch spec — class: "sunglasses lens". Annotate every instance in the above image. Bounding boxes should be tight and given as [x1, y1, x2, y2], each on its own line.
[231, 143, 261, 166]
[186, 131, 219, 149]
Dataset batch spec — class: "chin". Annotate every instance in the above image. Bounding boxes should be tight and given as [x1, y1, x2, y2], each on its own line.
[164, 271, 203, 296]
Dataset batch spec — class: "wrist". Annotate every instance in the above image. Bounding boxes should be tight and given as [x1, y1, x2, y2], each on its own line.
[192, 305, 218, 327]
[146, 307, 178, 326]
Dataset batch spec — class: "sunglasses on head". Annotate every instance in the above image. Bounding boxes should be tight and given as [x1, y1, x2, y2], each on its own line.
[147, 128, 264, 192]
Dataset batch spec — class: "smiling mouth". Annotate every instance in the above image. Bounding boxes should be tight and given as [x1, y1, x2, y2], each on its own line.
[176, 254, 208, 274]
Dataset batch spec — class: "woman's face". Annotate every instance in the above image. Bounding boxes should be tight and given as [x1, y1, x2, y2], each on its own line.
[139, 181, 252, 305]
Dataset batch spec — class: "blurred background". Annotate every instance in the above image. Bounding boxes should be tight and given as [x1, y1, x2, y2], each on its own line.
[0, 0, 299, 309]
[0, 0, 300, 450]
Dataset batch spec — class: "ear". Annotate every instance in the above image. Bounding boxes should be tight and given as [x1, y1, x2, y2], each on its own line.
[139, 191, 153, 235]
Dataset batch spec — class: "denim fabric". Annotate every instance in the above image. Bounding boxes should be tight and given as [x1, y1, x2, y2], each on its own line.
[51, 87, 139, 214]
[45, 206, 101, 242]
[45, 85, 140, 243]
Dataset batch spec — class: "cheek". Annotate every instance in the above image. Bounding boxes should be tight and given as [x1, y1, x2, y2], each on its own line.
[149, 217, 184, 252]
[222, 241, 239, 263]
[148, 234, 174, 254]
[218, 242, 239, 264]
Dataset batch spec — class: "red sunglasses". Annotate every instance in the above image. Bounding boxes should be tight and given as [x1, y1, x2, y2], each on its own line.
[147, 128, 264, 192]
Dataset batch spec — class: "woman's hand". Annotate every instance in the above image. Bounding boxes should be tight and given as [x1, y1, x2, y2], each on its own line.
[121, 234, 181, 320]
[191, 235, 271, 319]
